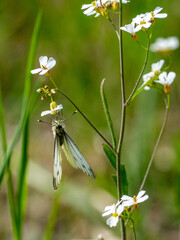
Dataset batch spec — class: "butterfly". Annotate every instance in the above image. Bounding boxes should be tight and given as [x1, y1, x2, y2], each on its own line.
[52, 120, 96, 190]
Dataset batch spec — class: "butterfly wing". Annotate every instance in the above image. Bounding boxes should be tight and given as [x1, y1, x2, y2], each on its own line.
[62, 131, 95, 179]
[53, 133, 62, 190]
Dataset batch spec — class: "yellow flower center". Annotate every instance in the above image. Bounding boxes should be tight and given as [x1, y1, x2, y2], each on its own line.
[112, 213, 118, 217]
[50, 101, 58, 115]
[42, 65, 48, 70]
[91, 1, 96, 6]
[133, 196, 137, 202]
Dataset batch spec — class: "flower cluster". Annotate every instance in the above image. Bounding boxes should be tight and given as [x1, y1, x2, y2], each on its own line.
[142, 59, 176, 93]
[37, 85, 56, 100]
[81, 0, 130, 18]
[121, 7, 167, 40]
[102, 190, 149, 227]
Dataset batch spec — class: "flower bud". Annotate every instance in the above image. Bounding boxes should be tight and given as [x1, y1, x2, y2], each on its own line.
[51, 89, 56, 94]
[164, 84, 171, 93]
[112, 1, 118, 10]
[44, 85, 49, 89]
[41, 96, 45, 101]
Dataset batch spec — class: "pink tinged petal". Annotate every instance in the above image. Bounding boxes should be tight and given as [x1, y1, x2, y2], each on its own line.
[137, 190, 146, 199]
[39, 69, 49, 75]
[39, 56, 48, 67]
[46, 57, 56, 70]
[167, 72, 176, 85]
[81, 4, 92, 9]
[41, 110, 52, 117]
[137, 195, 149, 203]
[155, 13, 167, 18]
[121, 195, 132, 201]
[106, 216, 119, 227]
[31, 68, 42, 74]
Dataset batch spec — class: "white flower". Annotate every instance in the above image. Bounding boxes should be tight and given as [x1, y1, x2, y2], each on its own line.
[81, 1, 101, 17]
[156, 71, 176, 85]
[41, 103, 63, 117]
[120, 22, 141, 40]
[31, 56, 56, 75]
[150, 37, 180, 52]
[121, 190, 149, 208]
[102, 202, 124, 227]
[132, 13, 152, 29]
[142, 60, 165, 90]
[149, 7, 167, 22]
[81, 0, 130, 17]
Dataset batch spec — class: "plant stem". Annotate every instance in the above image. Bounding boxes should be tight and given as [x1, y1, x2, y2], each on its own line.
[56, 89, 115, 153]
[108, 18, 120, 40]
[49, 75, 58, 89]
[139, 96, 168, 191]
[125, 36, 151, 106]
[116, 1, 126, 239]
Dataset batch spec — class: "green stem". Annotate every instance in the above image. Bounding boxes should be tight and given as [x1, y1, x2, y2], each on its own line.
[125, 36, 151, 106]
[100, 78, 117, 148]
[56, 89, 115, 153]
[108, 17, 120, 40]
[139, 95, 169, 191]
[49, 75, 58, 89]
[117, 1, 126, 239]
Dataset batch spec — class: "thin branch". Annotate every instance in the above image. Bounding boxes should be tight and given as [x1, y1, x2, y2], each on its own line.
[56, 89, 115, 153]
[139, 96, 168, 191]
[125, 36, 151, 106]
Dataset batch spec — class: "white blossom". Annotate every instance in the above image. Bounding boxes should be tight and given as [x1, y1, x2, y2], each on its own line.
[31, 56, 56, 75]
[120, 22, 141, 40]
[121, 190, 149, 207]
[156, 71, 176, 86]
[150, 37, 180, 52]
[41, 104, 63, 117]
[102, 202, 124, 227]
[149, 7, 167, 22]
[132, 13, 152, 29]
[142, 60, 165, 90]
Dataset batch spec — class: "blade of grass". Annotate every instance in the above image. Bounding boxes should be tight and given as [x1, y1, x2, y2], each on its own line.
[0, 9, 42, 186]
[42, 193, 61, 240]
[0, 80, 19, 240]
[17, 116, 29, 238]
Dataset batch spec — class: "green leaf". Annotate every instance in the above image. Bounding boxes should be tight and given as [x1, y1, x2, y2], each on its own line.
[103, 144, 116, 170]
[112, 165, 128, 195]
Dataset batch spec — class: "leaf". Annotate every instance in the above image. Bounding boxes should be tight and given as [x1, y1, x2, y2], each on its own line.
[103, 144, 116, 170]
[112, 165, 128, 195]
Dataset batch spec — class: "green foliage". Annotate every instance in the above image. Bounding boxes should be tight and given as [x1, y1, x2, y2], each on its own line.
[103, 143, 116, 170]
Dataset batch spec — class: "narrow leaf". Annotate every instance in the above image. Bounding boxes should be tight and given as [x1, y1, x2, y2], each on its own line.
[103, 144, 116, 170]
[112, 165, 128, 195]
[100, 78, 116, 148]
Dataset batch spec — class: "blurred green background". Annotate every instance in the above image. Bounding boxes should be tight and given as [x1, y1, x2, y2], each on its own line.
[0, 0, 180, 239]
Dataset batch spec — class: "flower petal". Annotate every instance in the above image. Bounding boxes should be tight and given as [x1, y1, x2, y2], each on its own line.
[41, 110, 52, 117]
[106, 216, 119, 227]
[155, 13, 167, 19]
[167, 72, 176, 85]
[31, 68, 42, 74]
[39, 69, 49, 75]
[39, 56, 48, 67]
[137, 190, 146, 199]
[46, 57, 56, 70]
[137, 195, 149, 203]
[81, 4, 92, 10]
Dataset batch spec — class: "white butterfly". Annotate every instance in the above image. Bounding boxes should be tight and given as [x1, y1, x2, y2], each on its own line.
[52, 120, 95, 190]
